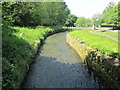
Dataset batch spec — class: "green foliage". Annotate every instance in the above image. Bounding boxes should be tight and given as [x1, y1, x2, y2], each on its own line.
[91, 13, 102, 25]
[103, 2, 115, 13]
[65, 14, 77, 27]
[2, 26, 66, 88]
[74, 2, 119, 28]
[2, 2, 70, 88]
[2, 2, 70, 26]
[108, 4, 119, 25]
[75, 17, 86, 27]
[75, 17, 92, 27]
[2, 26, 33, 88]
[2, 2, 17, 26]
[68, 30, 120, 58]
[101, 2, 119, 26]
[85, 18, 92, 27]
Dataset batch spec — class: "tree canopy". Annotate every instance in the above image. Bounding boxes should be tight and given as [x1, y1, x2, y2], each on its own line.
[91, 13, 102, 25]
[101, 2, 119, 26]
[2, 2, 70, 26]
[65, 14, 78, 27]
[74, 17, 92, 27]
[2, 1, 119, 27]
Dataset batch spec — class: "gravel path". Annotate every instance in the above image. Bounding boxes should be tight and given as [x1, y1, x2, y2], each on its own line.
[89, 31, 120, 42]
[22, 32, 103, 88]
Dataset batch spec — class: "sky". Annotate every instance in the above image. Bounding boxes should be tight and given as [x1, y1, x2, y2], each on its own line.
[64, 0, 119, 19]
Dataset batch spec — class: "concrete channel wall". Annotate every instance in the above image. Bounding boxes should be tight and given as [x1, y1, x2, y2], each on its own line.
[66, 34, 120, 89]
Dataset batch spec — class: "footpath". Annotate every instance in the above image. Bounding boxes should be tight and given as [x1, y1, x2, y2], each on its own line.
[89, 31, 120, 42]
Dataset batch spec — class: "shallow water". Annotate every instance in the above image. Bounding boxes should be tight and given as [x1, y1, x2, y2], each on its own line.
[22, 32, 103, 88]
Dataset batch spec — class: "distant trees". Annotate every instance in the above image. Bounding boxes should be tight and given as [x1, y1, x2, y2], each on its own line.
[74, 17, 92, 27]
[101, 2, 119, 26]
[65, 14, 78, 27]
[2, 2, 70, 26]
[86, 18, 92, 27]
[106, 4, 119, 26]
[91, 13, 102, 26]
[90, 2, 119, 27]
[75, 17, 86, 27]
[74, 1, 119, 28]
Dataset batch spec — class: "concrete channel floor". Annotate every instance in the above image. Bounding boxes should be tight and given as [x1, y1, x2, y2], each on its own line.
[22, 32, 103, 88]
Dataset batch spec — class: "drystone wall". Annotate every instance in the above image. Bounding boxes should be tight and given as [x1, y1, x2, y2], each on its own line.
[66, 34, 120, 89]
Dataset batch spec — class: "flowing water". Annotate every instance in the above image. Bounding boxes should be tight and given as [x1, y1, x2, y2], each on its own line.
[22, 32, 103, 88]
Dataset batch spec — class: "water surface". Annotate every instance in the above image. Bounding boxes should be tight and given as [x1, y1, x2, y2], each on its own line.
[22, 32, 103, 88]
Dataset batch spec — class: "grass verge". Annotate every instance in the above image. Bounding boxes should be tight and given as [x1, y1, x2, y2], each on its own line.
[68, 29, 120, 58]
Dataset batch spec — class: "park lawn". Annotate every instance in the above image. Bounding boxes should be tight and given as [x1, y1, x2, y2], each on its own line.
[97, 30, 119, 40]
[68, 29, 120, 58]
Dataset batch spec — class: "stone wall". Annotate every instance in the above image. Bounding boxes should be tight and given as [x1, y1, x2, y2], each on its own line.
[66, 34, 120, 89]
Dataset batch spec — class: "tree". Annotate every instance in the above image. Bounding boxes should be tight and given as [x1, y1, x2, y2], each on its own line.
[103, 2, 115, 13]
[86, 18, 92, 27]
[2, 2, 18, 26]
[65, 14, 77, 27]
[74, 17, 92, 27]
[101, 2, 116, 25]
[44, 2, 70, 26]
[74, 17, 87, 27]
[106, 4, 119, 26]
[91, 13, 102, 26]
[2, 2, 70, 26]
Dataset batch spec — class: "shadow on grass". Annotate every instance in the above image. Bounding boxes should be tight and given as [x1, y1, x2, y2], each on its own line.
[2, 26, 35, 88]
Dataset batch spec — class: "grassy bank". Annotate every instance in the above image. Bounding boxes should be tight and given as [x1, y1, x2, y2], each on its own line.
[67, 29, 120, 88]
[68, 29, 120, 58]
[2, 26, 67, 88]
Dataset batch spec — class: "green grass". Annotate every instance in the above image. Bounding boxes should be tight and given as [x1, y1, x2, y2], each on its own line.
[12, 26, 53, 46]
[68, 29, 120, 58]
[2, 26, 66, 88]
[97, 30, 119, 39]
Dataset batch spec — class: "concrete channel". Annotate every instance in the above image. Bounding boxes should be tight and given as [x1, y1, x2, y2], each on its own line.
[22, 32, 103, 88]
